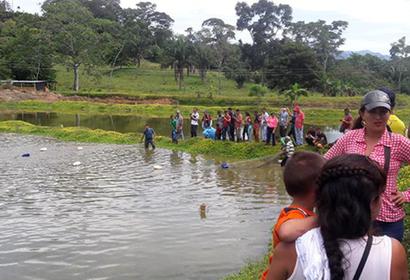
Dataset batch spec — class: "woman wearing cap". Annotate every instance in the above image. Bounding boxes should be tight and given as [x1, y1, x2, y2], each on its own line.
[325, 90, 410, 241]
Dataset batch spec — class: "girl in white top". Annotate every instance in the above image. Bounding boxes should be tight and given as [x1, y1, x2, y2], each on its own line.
[267, 154, 408, 280]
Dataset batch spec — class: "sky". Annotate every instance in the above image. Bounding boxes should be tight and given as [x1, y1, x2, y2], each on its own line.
[11, 0, 410, 55]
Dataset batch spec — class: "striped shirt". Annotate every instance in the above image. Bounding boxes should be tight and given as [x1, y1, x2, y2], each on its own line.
[286, 141, 295, 157]
[325, 128, 410, 222]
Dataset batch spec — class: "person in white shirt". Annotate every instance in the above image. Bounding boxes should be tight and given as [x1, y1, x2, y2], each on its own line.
[267, 154, 408, 280]
[190, 108, 199, 137]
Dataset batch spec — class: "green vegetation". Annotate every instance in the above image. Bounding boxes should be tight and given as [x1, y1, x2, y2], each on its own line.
[0, 120, 280, 161]
[2, 0, 410, 95]
[2, 98, 410, 128]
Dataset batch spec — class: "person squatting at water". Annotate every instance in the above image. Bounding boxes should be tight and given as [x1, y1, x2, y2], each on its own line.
[267, 154, 408, 280]
[280, 136, 294, 167]
[325, 90, 410, 242]
[141, 124, 155, 150]
[261, 151, 325, 280]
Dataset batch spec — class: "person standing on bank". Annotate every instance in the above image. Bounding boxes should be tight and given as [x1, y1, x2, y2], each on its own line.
[235, 109, 243, 142]
[190, 108, 200, 137]
[278, 108, 289, 138]
[294, 105, 305, 146]
[325, 90, 410, 242]
[380, 87, 407, 136]
[266, 112, 278, 146]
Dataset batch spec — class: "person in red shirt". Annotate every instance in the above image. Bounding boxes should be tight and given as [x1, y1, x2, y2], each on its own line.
[294, 105, 305, 145]
[222, 110, 231, 141]
[260, 152, 325, 280]
[339, 107, 353, 133]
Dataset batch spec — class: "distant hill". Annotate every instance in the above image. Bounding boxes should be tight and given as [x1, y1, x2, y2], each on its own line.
[338, 50, 390, 60]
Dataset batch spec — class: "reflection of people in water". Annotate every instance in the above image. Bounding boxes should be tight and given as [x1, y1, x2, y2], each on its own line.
[142, 149, 154, 163]
[170, 150, 183, 166]
[200, 203, 207, 219]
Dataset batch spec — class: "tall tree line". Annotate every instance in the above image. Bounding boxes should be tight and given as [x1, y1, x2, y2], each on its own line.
[0, 0, 409, 94]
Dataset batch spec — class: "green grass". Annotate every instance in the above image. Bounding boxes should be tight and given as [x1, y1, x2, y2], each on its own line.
[53, 62, 410, 108]
[0, 120, 281, 161]
[55, 61, 254, 97]
[2, 100, 410, 128]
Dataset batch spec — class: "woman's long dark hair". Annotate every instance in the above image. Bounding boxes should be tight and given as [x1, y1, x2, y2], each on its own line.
[352, 107, 365, 129]
[316, 154, 386, 280]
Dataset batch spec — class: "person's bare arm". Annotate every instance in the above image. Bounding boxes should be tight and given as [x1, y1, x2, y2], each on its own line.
[390, 238, 408, 280]
[267, 242, 296, 280]
[278, 216, 318, 242]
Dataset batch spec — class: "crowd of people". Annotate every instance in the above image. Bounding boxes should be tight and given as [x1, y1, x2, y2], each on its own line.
[167, 106, 307, 147]
[139, 87, 410, 278]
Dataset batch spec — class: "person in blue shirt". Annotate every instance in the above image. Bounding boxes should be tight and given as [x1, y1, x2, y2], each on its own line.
[141, 124, 156, 150]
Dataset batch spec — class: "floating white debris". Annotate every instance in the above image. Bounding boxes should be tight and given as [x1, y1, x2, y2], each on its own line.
[153, 165, 163, 170]
[77, 147, 83, 150]
[40, 147, 47, 151]
[72, 161, 81, 166]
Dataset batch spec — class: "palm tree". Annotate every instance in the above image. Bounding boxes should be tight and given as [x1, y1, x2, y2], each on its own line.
[283, 83, 309, 106]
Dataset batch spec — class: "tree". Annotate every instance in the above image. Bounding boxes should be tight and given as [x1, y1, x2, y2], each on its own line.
[119, 3, 174, 66]
[265, 41, 320, 90]
[282, 83, 308, 105]
[235, 0, 292, 45]
[290, 20, 348, 76]
[235, 0, 292, 75]
[42, 0, 102, 91]
[200, 18, 236, 94]
[223, 45, 249, 88]
[330, 54, 391, 91]
[389, 36, 410, 93]
[0, 12, 55, 80]
[80, 0, 122, 21]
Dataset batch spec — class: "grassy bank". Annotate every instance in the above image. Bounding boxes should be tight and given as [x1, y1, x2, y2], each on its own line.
[0, 121, 281, 161]
[2, 100, 410, 128]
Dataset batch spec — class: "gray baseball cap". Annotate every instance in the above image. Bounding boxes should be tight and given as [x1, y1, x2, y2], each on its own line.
[361, 90, 391, 111]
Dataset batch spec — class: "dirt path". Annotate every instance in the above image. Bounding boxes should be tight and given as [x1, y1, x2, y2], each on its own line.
[0, 87, 175, 105]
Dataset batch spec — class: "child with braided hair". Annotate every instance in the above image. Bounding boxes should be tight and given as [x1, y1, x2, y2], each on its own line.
[267, 154, 408, 280]
[260, 152, 325, 280]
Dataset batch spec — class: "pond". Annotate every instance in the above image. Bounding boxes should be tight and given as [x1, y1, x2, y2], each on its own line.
[0, 134, 289, 280]
[0, 112, 343, 143]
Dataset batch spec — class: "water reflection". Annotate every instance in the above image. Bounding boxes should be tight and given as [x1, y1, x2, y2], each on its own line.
[0, 134, 290, 280]
[0, 112, 343, 143]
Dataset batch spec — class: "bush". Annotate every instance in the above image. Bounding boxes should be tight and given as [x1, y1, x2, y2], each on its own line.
[249, 85, 268, 97]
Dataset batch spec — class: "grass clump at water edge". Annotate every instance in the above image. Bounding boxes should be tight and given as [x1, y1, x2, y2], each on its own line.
[0, 121, 281, 161]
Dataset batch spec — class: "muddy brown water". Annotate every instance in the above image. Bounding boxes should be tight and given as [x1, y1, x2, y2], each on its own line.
[0, 133, 291, 280]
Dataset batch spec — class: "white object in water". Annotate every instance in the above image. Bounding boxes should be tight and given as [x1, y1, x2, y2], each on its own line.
[40, 147, 47, 151]
[73, 161, 81, 166]
[77, 147, 83, 150]
[153, 165, 163, 170]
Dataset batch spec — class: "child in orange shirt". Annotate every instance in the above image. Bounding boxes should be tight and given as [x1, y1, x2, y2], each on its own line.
[261, 151, 325, 280]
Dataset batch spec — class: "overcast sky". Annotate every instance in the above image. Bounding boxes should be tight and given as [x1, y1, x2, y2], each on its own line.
[11, 0, 410, 55]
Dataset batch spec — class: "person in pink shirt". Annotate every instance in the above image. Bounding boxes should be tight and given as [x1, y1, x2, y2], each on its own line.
[325, 90, 410, 241]
[266, 112, 279, 146]
[294, 106, 305, 145]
